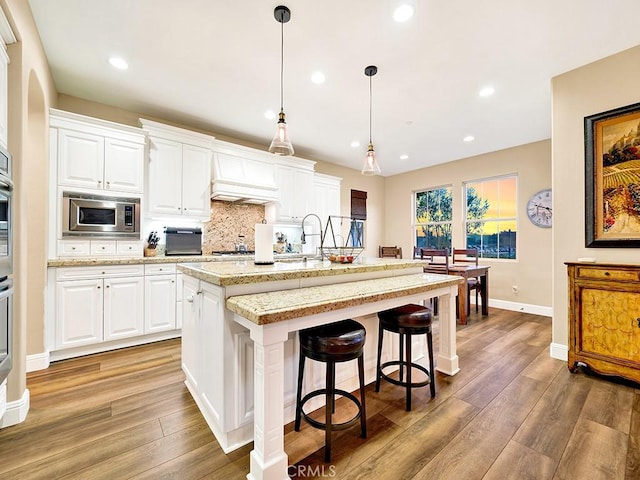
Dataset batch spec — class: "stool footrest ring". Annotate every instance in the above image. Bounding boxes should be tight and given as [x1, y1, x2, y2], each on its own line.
[299, 389, 363, 431]
[380, 360, 431, 388]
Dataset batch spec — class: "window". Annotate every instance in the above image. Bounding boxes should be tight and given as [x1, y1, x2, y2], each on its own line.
[465, 175, 517, 259]
[414, 186, 452, 252]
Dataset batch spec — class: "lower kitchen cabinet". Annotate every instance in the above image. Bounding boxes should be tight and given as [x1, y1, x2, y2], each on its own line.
[50, 263, 181, 357]
[56, 274, 144, 349]
[144, 263, 177, 333]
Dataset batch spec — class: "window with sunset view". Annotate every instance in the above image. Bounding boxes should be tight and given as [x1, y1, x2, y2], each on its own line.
[414, 186, 453, 252]
[465, 175, 517, 259]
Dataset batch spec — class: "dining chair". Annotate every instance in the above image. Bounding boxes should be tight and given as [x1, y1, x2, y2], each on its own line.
[452, 248, 481, 313]
[379, 246, 402, 258]
[419, 248, 449, 274]
[419, 248, 449, 314]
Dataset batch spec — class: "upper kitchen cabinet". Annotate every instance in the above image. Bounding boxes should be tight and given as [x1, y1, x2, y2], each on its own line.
[211, 140, 278, 204]
[312, 173, 341, 227]
[50, 109, 146, 194]
[265, 157, 316, 224]
[140, 119, 214, 221]
[0, 8, 15, 150]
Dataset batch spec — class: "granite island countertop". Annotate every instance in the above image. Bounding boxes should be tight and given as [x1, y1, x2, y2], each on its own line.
[226, 273, 463, 325]
[177, 257, 429, 287]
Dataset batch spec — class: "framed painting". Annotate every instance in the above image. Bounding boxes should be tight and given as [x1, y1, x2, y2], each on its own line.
[585, 102, 640, 247]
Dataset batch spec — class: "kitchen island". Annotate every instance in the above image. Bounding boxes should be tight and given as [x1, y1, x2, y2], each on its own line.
[178, 258, 462, 480]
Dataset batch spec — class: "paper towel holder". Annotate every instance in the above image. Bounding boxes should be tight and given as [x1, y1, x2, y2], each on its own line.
[254, 220, 275, 266]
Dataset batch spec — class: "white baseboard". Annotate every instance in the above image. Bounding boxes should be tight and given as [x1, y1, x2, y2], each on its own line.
[486, 298, 552, 317]
[26, 352, 50, 372]
[550, 342, 568, 361]
[0, 388, 30, 428]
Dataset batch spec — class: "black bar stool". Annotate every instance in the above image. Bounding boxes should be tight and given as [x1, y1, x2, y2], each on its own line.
[375, 304, 435, 411]
[294, 319, 367, 462]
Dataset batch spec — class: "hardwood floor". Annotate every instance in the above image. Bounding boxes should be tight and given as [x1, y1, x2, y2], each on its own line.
[0, 308, 638, 479]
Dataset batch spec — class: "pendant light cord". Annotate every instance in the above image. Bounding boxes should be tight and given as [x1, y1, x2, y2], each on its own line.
[369, 74, 372, 144]
[280, 17, 284, 111]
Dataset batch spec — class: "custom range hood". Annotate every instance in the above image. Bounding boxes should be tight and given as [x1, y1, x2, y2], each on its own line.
[211, 141, 279, 204]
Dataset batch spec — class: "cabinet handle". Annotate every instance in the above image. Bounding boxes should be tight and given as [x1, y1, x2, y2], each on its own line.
[604, 271, 610, 276]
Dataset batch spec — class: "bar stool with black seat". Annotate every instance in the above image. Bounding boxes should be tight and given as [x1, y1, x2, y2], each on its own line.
[375, 304, 435, 411]
[294, 319, 367, 462]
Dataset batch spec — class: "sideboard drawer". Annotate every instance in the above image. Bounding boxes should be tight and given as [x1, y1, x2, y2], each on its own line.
[576, 266, 640, 282]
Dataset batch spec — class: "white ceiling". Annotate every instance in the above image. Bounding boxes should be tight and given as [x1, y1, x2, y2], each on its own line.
[28, 0, 640, 176]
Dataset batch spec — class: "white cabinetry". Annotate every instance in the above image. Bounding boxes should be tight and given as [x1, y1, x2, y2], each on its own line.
[211, 141, 278, 204]
[313, 173, 341, 228]
[55, 265, 145, 349]
[0, 7, 15, 149]
[265, 157, 316, 224]
[141, 119, 214, 221]
[51, 110, 145, 194]
[144, 264, 177, 333]
[182, 275, 225, 427]
[56, 239, 142, 258]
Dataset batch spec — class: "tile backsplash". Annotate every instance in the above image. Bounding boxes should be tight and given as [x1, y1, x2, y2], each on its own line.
[203, 201, 266, 253]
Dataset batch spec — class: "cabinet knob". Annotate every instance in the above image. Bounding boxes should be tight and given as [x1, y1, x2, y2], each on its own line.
[635, 318, 640, 329]
[97, 285, 101, 289]
[105, 285, 110, 288]
[604, 271, 610, 276]
[98, 180, 102, 184]
[106, 181, 110, 185]
[186, 295, 194, 303]
[71, 247, 76, 250]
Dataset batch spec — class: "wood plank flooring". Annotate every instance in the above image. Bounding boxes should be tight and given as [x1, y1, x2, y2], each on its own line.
[0, 308, 638, 479]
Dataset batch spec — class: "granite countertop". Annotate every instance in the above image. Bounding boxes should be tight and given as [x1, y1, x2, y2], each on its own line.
[177, 257, 428, 287]
[226, 273, 463, 325]
[46, 252, 306, 268]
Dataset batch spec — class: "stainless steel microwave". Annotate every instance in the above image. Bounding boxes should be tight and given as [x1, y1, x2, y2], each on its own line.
[62, 192, 141, 238]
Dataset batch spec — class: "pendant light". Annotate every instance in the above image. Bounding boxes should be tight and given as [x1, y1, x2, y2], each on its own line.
[269, 5, 294, 156]
[362, 65, 381, 175]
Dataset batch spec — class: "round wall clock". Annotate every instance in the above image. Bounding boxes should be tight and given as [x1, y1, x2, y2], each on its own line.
[527, 189, 552, 228]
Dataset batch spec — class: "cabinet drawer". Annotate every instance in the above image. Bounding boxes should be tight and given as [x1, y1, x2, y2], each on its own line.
[144, 263, 177, 275]
[117, 240, 143, 257]
[90, 241, 117, 256]
[576, 266, 640, 282]
[57, 240, 91, 257]
[56, 264, 145, 280]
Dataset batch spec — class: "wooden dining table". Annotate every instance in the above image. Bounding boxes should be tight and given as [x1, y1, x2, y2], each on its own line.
[447, 264, 490, 325]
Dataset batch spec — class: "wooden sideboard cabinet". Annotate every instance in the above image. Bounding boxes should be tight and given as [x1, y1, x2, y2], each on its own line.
[566, 262, 640, 384]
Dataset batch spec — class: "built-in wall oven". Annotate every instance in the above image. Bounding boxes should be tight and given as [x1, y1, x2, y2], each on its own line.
[0, 144, 13, 385]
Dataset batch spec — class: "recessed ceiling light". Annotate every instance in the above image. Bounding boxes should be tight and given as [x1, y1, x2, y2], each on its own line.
[400, 154, 409, 160]
[463, 135, 475, 142]
[479, 86, 495, 97]
[393, 2, 415, 22]
[350, 141, 360, 148]
[311, 71, 326, 84]
[264, 110, 276, 120]
[108, 56, 128, 70]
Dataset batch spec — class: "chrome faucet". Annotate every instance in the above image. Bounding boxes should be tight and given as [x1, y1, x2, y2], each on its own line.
[300, 213, 324, 248]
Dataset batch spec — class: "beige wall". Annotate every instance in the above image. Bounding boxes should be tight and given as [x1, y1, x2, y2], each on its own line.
[384, 140, 553, 307]
[551, 44, 640, 353]
[2, 0, 56, 406]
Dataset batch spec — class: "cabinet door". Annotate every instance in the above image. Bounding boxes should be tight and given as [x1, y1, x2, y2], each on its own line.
[181, 276, 200, 388]
[181, 144, 212, 219]
[104, 138, 144, 193]
[104, 276, 144, 341]
[58, 129, 105, 189]
[56, 278, 103, 348]
[0, 47, 8, 149]
[291, 169, 313, 220]
[200, 282, 223, 423]
[275, 165, 295, 221]
[144, 274, 177, 333]
[147, 137, 183, 215]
